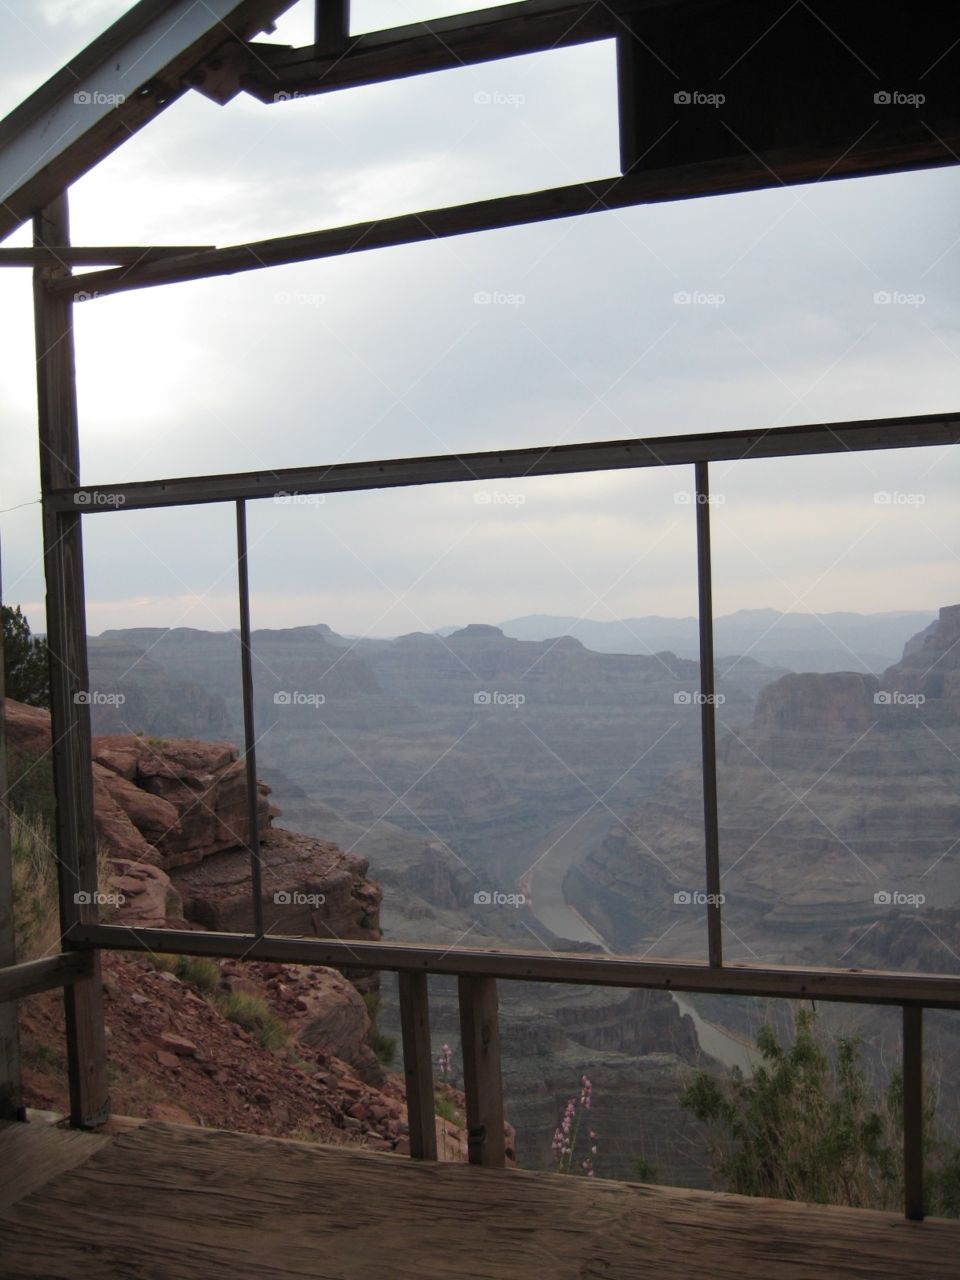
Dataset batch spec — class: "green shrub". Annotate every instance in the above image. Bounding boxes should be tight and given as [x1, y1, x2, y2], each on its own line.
[217, 991, 290, 1051]
[174, 955, 220, 993]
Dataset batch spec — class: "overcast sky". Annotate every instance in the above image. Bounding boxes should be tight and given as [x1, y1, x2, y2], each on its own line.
[1, 0, 958, 639]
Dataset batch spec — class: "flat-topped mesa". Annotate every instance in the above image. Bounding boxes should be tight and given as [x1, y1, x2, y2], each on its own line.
[751, 671, 878, 736]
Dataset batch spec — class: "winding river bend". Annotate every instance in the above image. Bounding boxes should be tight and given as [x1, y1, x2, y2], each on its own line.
[522, 814, 759, 1077]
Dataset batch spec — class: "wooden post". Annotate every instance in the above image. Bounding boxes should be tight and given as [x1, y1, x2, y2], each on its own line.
[33, 193, 110, 1129]
[398, 971, 437, 1160]
[695, 461, 723, 967]
[458, 975, 505, 1168]
[315, 0, 349, 54]
[0, 551, 25, 1120]
[903, 1004, 924, 1220]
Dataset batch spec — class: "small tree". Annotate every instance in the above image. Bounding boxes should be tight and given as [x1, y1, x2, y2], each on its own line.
[2, 605, 49, 707]
[680, 1007, 960, 1216]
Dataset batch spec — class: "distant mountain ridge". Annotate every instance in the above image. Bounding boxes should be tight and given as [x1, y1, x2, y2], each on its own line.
[491, 608, 936, 673]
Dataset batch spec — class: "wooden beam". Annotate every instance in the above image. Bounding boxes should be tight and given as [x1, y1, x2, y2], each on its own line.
[0, 0, 297, 243]
[33, 196, 109, 1130]
[249, 0, 646, 101]
[314, 0, 349, 56]
[75, 923, 960, 1010]
[903, 1005, 924, 1221]
[0, 952, 94, 1005]
[0, 246, 213, 266]
[398, 971, 437, 1160]
[43, 412, 960, 515]
[0, 574, 24, 1120]
[458, 975, 505, 1168]
[53, 113, 960, 299]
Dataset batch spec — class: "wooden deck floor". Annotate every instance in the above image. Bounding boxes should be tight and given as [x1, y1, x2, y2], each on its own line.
[2, 1119, 960, 1279]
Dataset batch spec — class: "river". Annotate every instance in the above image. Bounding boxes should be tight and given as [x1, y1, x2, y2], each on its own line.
[521, 814, 759, 1076]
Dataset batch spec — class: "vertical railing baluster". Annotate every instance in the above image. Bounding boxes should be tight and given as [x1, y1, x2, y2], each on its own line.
[903, 1003, 924, 1220]
[695, 461, 723, 967]
[458, 975, 505, 1167]
[398, 971, 438, 1159]
[236, 500, 264, 937]
[315, 0, 350, 54]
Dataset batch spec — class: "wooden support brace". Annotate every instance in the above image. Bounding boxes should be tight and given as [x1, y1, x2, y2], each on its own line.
[398, 971, 437, 1160]
[458, 974, 505, 1168]
[33, 194, 110, 1129]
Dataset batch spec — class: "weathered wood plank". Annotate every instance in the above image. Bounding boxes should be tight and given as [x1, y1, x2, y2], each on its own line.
[0, 953, 93, 1005]
[74, 921, 960, 1010]
[0, 1119, 109, 1211]
[458, 975, 505, 1168]
[1, 1121, 958, 1278]
[398, 971, 437, 1160]
[0, 246, 214, 265]
[42, 412, 960, 515]
[32, 195, 109, 1129]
